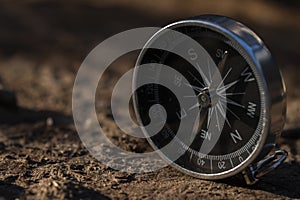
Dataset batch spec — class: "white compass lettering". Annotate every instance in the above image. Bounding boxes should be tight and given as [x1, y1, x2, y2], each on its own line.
[218, 161, 226, 169]
[200, 129, 211, 141]
[197, 158, 205, 166]
[246, 102, 257, 118]
[216, 48, 224, 58]
[188, 48, 198, 61]
[241, 67, 255, 82]
[173, 74, 183, 87]
[230, 129, 243, 143]
[239, 156, 244, 163]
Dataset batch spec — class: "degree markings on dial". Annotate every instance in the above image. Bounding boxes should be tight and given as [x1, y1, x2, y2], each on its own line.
[189, 131, 258, 162]
[187, 121, 261, 162]
[190, 151, 194, 161]
[229, 158, 234, 168]
[210, 158, 213, 173]
[246, 149, 250, 155]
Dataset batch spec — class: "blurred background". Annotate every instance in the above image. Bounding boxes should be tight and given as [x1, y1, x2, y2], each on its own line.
[0, 0, 299, 199]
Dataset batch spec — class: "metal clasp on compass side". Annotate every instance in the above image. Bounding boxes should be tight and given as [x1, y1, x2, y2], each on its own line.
[242, 144, 287, 185]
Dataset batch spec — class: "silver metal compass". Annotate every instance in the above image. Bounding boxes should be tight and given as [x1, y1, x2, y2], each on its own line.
[133, 14, 287, 184]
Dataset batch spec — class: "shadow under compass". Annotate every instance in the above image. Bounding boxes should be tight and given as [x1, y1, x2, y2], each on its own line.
[218, 127, 300, 198]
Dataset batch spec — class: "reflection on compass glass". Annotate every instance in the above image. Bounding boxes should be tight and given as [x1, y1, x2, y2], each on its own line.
[134, 23, 265, 175]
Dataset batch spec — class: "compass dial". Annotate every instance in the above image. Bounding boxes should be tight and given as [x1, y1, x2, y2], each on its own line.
[133, 16, 281, 179]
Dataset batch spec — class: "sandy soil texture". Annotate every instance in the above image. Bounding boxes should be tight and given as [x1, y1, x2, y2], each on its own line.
[0, 0, 299, 199]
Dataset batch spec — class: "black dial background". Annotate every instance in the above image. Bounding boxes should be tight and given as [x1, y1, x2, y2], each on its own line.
[134, 25, 262, 174]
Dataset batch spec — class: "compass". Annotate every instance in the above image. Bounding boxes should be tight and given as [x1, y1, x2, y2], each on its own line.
[133, 15, 287, 184]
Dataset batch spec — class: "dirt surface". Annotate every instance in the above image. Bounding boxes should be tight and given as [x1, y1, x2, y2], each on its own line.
[0, 0, 300, 199]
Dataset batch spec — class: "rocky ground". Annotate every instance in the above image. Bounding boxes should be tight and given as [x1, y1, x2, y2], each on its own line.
[0, 0, 299, 199]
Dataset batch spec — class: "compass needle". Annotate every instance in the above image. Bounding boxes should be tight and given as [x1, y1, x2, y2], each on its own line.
[218, 50, 229, 75]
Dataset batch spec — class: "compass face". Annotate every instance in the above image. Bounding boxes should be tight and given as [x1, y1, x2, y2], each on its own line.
[134, 21, 268, 178]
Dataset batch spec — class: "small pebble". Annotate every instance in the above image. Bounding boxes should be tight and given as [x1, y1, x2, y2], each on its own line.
[46, 117, 54, 126]
[52, 180, 59, 187]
